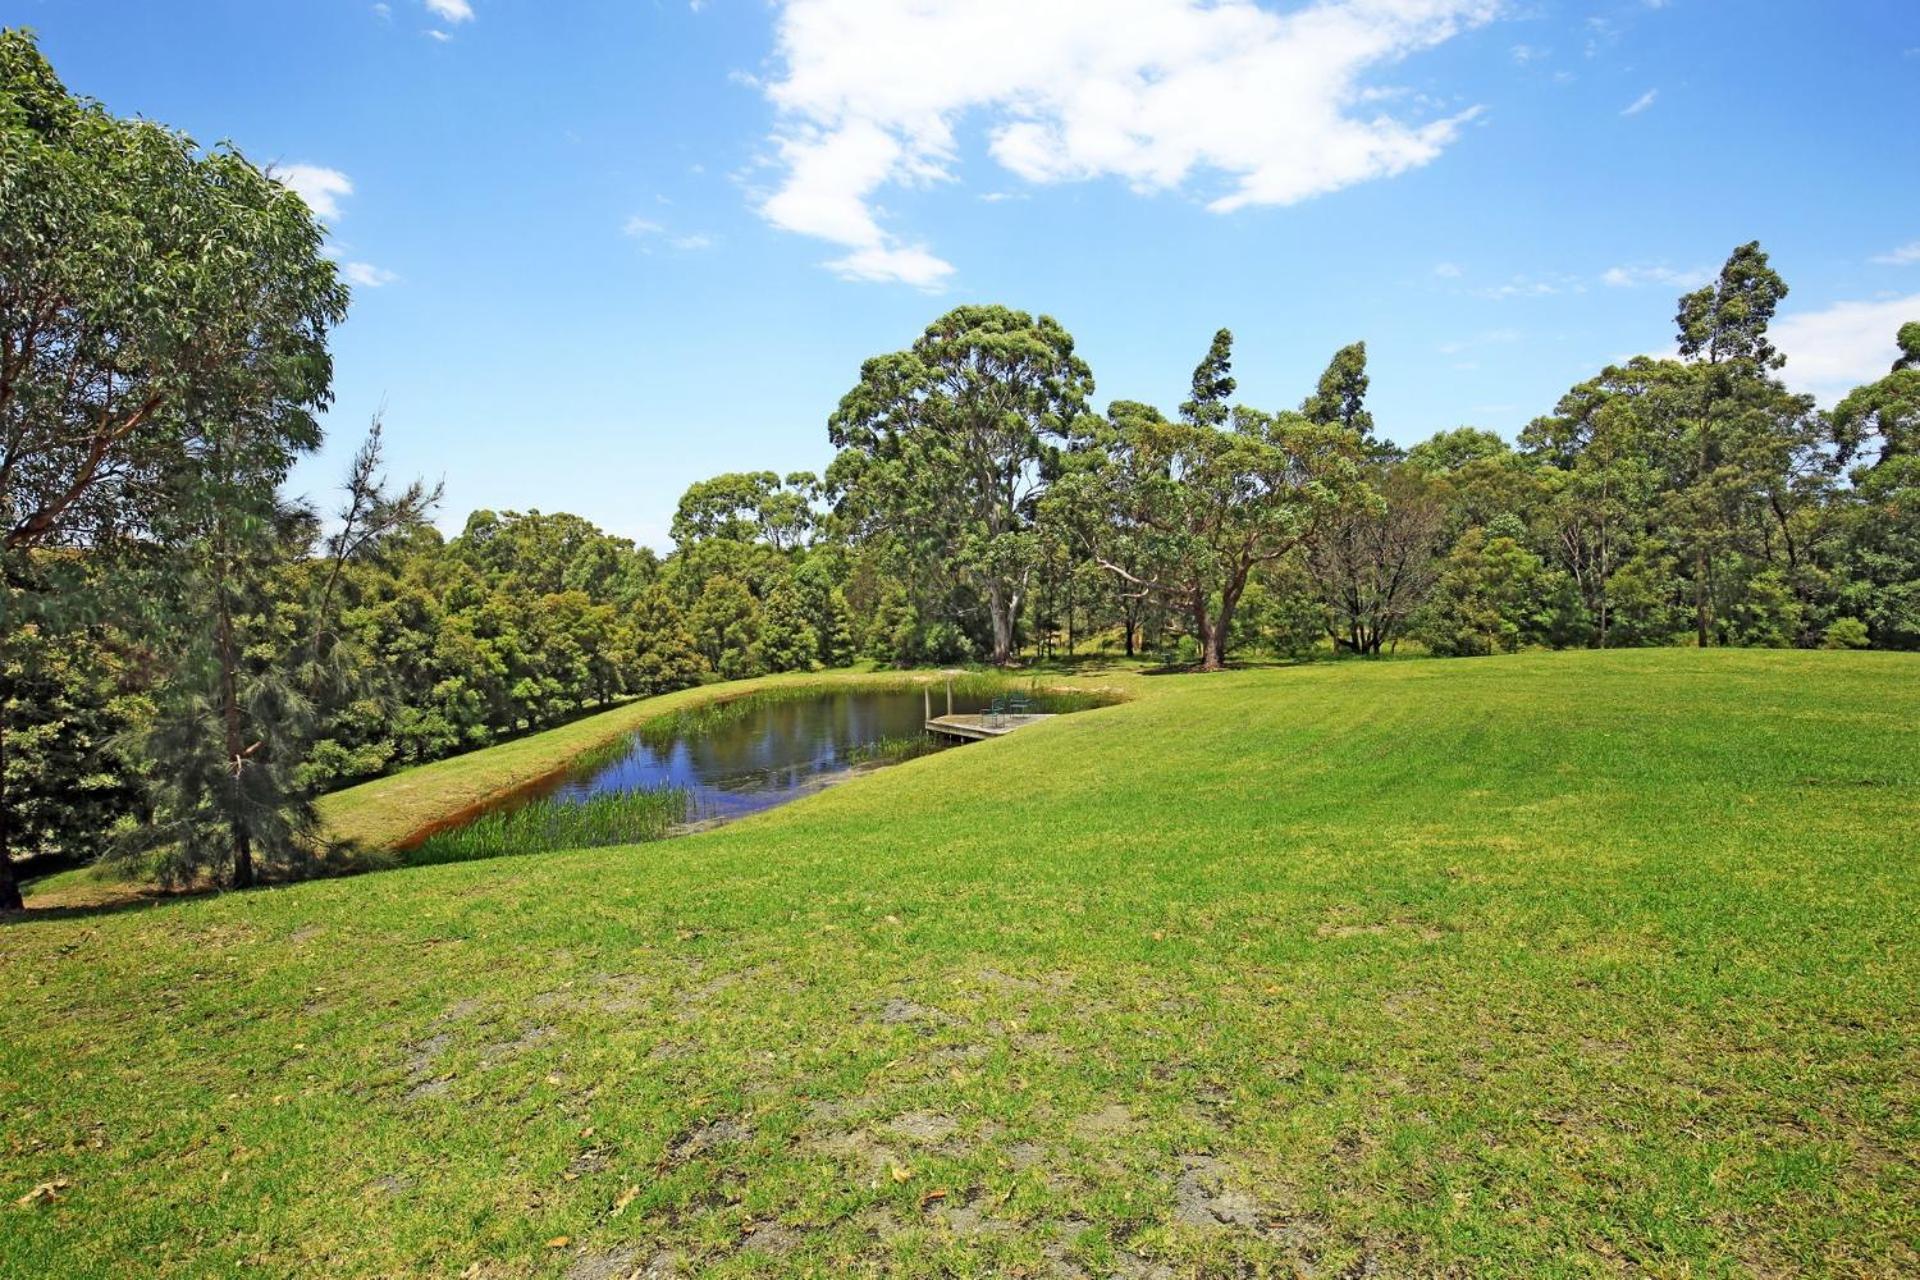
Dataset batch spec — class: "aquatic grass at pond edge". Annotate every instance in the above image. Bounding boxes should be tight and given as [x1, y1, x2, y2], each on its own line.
[843, 734, 946, 767]
[404, 788, 689, 866]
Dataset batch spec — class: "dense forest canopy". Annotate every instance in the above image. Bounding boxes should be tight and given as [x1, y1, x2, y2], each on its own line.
[2, 27, 1916, 904]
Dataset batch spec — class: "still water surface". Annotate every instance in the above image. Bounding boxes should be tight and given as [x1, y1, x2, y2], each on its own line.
[531, 689, 986, 825]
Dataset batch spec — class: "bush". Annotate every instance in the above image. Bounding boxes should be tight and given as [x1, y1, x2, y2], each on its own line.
[1822, 617, 1871, 650]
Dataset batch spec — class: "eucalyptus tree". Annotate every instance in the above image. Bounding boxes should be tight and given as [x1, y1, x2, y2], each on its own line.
[1831, 322, 1920, 469]
[671, 470, 818, 552]
[828, 305, 1093, 665]
[1069, 332, 1371, 671]
[1, 29, 346, 906]
[1669, 242, 1820, 644]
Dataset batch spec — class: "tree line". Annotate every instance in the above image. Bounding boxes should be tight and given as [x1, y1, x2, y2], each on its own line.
[4, 28, 1916, 905]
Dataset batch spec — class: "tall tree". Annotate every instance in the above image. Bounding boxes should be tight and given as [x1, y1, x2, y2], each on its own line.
[1071, 333, 1370, 671]
[828, 305, 1093, 665]
[1, 30, 345, 907]
[1308, 462, 1447, 655]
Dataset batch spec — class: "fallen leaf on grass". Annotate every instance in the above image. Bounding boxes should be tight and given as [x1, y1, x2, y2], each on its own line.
[919, 1187, 947, 1209]
[16, 1178, 71, 1207]
[609, 1185, 640, 1217]
[546, 1235, 571, 1249]
[889, 1165, 914, 1183]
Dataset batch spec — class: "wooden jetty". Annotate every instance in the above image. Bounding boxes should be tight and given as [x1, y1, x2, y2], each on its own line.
[925, 712, 1054, 741]
[922, 677, 1054, 741]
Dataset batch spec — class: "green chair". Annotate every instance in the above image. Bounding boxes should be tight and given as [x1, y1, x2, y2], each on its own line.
[1007, 693, 1031, 716]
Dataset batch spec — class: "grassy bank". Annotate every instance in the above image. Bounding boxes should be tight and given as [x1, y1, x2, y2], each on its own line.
[3, 650, 1916, 1277]
[21, 667, 1117, 908]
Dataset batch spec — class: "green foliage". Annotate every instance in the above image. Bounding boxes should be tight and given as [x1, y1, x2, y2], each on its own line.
[406, 789, 688, 867]
[0, 621, 145, 865]
[1821, 617, 1871, 650]
[754, 579, 820, 673]
[828, 304, 1094, 664]
[689, 575, 762, 679]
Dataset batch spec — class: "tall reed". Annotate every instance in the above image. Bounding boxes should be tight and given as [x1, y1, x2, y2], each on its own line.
[406, 788, 689, 866]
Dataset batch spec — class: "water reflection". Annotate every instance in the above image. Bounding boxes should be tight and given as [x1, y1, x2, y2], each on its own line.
[537, 690, 984, 823]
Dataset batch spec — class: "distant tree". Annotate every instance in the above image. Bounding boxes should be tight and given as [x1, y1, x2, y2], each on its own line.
[1419, 516, 1576, 656]
[1301, 341, 1377, 443]
[1309, 462, 1447, 654]
[828, 305, 1093, 665]
[689, 574, 761, 679]
[1831, 323, 1920, 469]
[755, 579, 820, 673]
[1072, 333, 1371, 670]
[1669, 242, 1820, 645]
[672, 471, 817, 552]
[624, 585, 705, 693]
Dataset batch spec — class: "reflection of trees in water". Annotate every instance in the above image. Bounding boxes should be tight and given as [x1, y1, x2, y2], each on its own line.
[557, 691, 973, 821]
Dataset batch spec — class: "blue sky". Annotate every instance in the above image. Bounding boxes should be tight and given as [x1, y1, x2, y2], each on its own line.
[15, 0, 1920, 549]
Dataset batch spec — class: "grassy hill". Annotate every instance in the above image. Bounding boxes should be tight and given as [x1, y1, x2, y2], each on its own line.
[3, 650, 1915, 1278]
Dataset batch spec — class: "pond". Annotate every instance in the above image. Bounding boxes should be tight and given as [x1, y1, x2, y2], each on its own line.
[402, 685, 1025, 865]
[544, 688, 980, 824]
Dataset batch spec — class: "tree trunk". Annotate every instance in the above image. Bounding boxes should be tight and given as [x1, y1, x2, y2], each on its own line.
[988, 584, 1015, 666]
[232, 829, 254, 890]
[0, 707, 18, 911]
[1201, 571, 1250, 672]
[1694, 548, 1711, 648]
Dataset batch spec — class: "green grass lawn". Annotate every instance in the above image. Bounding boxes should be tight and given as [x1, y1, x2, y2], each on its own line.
[3, 650, 1915, 1278]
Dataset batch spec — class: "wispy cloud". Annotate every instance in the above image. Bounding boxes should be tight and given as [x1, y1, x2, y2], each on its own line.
[1478, 273, 1584, 300]
[275, 164, 353, 220]
[425, 29, 452, 42]
[624, 216, 718, 254]
[1433, 261, 1464, 279]
[341, 262, 399, 288]
[1871, 241, 1920, 267]
[424, 0, 473, 22]
[1621, 88, 1658, 116]
[755, 0, 1505, 286]
[1602, 263, 1708, 289]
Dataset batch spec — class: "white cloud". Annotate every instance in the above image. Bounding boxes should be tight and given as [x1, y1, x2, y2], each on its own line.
[1872, 241, 1920, 267]
[825, 244, 955, 289]
[756, 0, 1504, 285]
[276, 164, 353, 220]
[372, 3, 391, 19]
[1433, 261, 1464, 278]
[1772, 294, 1920, 404]
[623, 216, 666, 237]
[1621, 88, 1658, 116]
[1601, 263, 1708, 289]
[424, 0, 473, 22]
[341, 262, 399, 288]
[425, 28, 452, 42]
[670, 234, 716, 251]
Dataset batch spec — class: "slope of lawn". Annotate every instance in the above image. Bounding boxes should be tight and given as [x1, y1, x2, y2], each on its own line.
[2, 650, 1915, 1279]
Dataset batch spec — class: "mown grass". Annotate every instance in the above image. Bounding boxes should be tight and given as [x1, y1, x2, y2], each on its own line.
[405, 789, 691, 868]
[2, 650, 1915, 1279]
